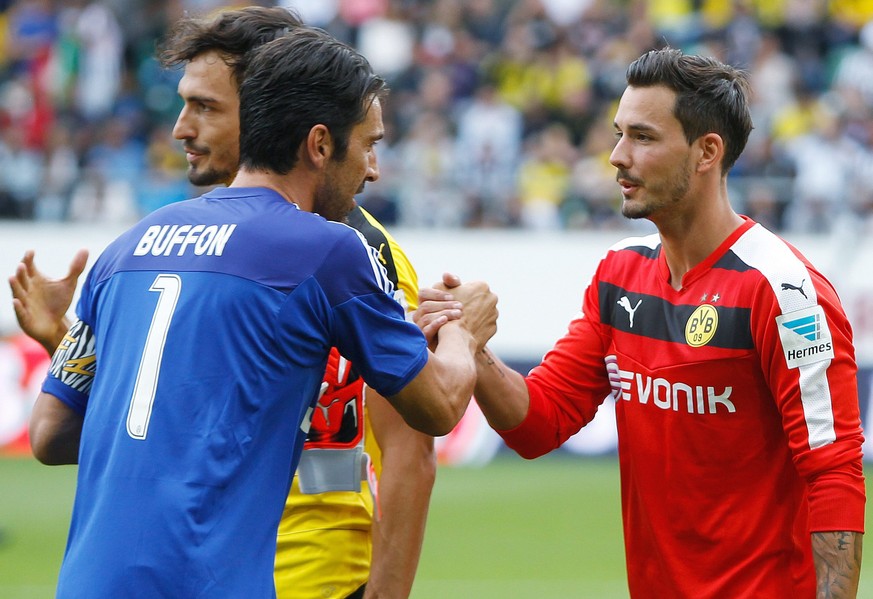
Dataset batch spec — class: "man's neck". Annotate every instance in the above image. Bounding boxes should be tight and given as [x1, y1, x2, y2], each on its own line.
[656, 192, 744, 290]
[230, 168, 313, 212]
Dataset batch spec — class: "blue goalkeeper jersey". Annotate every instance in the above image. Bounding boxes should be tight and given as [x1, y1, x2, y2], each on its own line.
[41, 187, 429, 598]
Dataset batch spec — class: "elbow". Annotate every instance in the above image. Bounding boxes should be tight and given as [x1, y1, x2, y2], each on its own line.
[31, 450, 61, 466]
[385, 399, 461, 438]
[505, 438, 552, 461]
[29, 423, 57, 465]
[405, 398, 467, 437]
[29, 419, 78, 466]
[410, 413, 456, 438]
[391, 367, 475, 436]
[432, 394, 473, 437]
[518, 447, 550, 460]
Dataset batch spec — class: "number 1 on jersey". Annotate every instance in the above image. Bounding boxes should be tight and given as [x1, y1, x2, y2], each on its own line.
[127, 274, 182, 440]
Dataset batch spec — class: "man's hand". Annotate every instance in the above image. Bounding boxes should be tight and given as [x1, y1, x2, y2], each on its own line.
[414, 273, 497, 351]
[414, 287, 462, 348]
[8, 249, 89, 355]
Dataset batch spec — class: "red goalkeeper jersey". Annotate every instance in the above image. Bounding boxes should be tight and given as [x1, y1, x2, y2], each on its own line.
[500, 217, 865, 598]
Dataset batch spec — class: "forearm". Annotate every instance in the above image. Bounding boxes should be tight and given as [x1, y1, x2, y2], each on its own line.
[365, 441, 436, 597]
[29, 392, 82, 465]
[391, 321, 476, 436]
[473, 347, 530, 431]
[813, 531, 863, 598]
[364, 387, 437, 596]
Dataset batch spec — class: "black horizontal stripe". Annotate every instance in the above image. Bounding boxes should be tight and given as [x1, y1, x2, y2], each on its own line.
[623, 243, 660, 260]
[712, 250, 755, 273]
[599, 281, 754, 350]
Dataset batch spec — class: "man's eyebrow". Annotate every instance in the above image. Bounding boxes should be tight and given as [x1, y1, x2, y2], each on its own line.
[614, 121, 657, 132]
[181, 93, 220, 105]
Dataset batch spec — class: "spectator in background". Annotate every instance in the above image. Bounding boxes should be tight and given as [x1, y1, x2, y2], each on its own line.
[2, 0, 873, 230]
[65, 168, 138, 223]
[356, 4, 416, 79]
[68, 115, 144, 222]
[455, 82, 522, 226]
[35, 121, 79, 220]
[782, 104, 857, 234]
[516, 122, 575, 229]
[395, 110, 465, 227]
[832, 20, 873, 109]
[569, 107, 628, 230]
[0, 124, 43, 219]
[71, 1, 123, 121]
[4, 0, 58, 75]
[748, 30, 798, 131]
[770, 79, 829, 143]
[135, 124, 189, 215]
[279, 0, 338, 28]
[844, 114, 873, 234]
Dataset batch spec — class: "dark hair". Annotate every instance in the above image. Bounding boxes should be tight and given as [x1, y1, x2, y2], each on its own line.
[238, 28, 387, 174]
[158, 6, 304, 86]
[626, 47, 753, 173]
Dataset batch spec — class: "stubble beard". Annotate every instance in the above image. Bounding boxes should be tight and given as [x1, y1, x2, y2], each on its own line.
[620, 162, 691, 221]
[313, 184, 352, 224]
[188, 164, 234, 188]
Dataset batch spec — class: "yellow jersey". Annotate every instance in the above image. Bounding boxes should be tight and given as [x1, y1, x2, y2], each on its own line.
[274, 206, 418, 598]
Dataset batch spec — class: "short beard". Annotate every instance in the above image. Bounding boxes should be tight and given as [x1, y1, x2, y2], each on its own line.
[621, 162, 691, 220]
[312, 186, 351, 224]
[188, 165, 234, 188]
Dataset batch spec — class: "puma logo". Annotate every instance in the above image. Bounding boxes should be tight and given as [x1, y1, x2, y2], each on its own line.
[317, 397, 346, 428]
[376, 243, 387, 265]
[617, 296, 642, 328]
[781, 279, 807, 299]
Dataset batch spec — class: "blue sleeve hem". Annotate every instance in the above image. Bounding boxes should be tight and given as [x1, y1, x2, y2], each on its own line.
[41, 377, 88, 416]
[375, 345, 429, 398]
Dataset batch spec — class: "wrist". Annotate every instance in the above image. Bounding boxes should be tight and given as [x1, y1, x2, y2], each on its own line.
[476, 346, 498, 368]
[44, 320, 69, 355]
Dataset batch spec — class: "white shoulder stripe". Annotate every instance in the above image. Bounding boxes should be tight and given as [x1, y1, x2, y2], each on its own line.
[730, 223, 817, 313]
[348, 225, 394, 296]
[608, 233, 661, 253]
[731, 223, 835, 449]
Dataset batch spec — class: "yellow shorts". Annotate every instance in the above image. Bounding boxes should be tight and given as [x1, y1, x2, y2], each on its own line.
[274, 528, 370, 599]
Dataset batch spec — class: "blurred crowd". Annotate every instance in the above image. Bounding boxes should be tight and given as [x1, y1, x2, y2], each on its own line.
[1, 0, 872, 234]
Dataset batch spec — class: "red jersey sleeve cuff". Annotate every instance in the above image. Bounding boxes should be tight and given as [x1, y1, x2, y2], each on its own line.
[495, 382, 558, 460]
[807, 469, 866, 533]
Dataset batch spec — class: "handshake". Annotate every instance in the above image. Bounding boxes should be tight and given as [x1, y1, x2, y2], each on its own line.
[414, 273, 498, 353]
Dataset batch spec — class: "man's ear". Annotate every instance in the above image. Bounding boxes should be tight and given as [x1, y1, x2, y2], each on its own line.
[695, 132, 724, 174]
[305, 124, 333, 169]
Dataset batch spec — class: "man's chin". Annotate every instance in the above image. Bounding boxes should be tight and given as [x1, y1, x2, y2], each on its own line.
[620, 198, 650, 220]
[333, 201, 357, 223]
[187, 169, 211, 187]
[188, 168, 228, 188]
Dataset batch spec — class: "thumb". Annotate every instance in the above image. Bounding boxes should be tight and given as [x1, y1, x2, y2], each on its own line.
[67, 249, 89, 280]
[442, 272, 462, 289]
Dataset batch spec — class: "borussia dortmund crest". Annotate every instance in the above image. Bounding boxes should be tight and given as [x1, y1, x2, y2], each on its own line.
[685, 304, 718, 347]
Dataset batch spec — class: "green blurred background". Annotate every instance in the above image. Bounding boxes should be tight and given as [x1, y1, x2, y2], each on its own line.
[1, 453, 871, 598]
